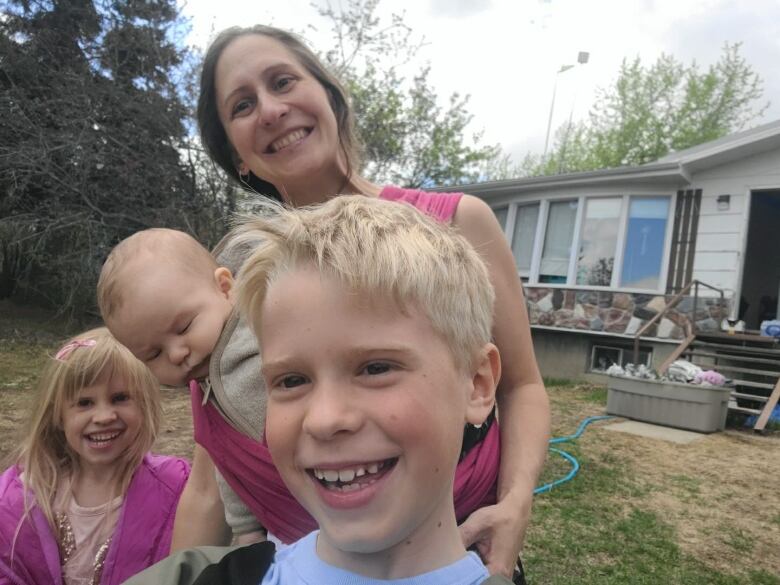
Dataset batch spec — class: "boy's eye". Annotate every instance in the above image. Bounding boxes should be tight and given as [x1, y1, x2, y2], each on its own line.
[279, 374, 308, 389]
[362, 362, 392, 376]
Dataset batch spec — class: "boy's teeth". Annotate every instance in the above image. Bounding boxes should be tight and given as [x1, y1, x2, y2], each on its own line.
[313, 461, 387, 483]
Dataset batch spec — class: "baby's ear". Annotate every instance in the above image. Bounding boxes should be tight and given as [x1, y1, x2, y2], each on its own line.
[465, 343, 500, 426]
[214, 267, 235, 299]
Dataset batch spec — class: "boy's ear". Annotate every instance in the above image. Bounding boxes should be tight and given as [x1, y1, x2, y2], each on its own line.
[214, 267, 235, 300]
[465, 343, 501, 426]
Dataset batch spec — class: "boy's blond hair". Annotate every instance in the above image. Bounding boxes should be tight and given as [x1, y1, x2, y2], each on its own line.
[13, 327, 161, 533]
[234, 196, 495, 371]
[97, 228, 218, 319]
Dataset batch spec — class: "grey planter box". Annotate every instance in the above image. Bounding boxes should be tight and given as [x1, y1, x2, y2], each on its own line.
[607, 377, 732, 433]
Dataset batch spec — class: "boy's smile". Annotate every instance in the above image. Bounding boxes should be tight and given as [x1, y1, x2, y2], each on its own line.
[258, 266, 495, 577]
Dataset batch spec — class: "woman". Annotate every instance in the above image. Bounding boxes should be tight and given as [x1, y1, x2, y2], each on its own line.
[177, 25, 550, 581]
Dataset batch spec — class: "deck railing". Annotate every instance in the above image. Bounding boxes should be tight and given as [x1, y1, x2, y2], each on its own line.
[632, 280, 725, 365]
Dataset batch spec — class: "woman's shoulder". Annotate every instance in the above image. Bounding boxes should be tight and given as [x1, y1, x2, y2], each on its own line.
[379, 185, 464, 222]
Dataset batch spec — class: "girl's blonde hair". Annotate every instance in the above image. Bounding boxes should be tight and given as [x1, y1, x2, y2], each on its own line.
[14, 327, 161, 532]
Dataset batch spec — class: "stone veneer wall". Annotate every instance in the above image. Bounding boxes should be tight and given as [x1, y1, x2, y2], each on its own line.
[525, 287, 731, 340]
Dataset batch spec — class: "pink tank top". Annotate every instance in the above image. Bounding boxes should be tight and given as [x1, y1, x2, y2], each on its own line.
[191, 187, 499, 543]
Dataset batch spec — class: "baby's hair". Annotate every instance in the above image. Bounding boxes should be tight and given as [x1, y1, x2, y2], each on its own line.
[13, 327, 161, 533]
[233, 196, 495, 371]
[97, 228, 218, 320]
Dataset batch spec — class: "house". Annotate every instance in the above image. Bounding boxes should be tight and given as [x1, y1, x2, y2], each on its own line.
[449, 119, 780, 381]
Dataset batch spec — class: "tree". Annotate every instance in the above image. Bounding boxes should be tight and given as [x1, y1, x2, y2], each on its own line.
[526, 43, 768, 176]
[314, 0, 511, 188]
[0, 0, 229, 316]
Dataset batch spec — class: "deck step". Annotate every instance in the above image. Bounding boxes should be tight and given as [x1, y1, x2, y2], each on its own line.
[728, 404, 762, 415]
[731, 379, 775, 390]
[685, 362, 780, 377]
[696, 331, 779, 344]
[691, 341, 780, 357]
[683, 350, 780, 367]
[731, 392, 769, 403]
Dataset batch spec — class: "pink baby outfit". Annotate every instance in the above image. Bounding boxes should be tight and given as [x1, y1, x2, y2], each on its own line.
[191, 186, 500, 544]
[0, 454, 189, 585]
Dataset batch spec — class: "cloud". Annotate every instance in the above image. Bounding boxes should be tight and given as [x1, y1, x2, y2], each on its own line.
[429, 0, 492, 18]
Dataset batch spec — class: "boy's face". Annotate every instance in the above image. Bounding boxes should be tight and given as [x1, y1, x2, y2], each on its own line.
[258, 266, 495, 565]
[107, 262, 234, 387]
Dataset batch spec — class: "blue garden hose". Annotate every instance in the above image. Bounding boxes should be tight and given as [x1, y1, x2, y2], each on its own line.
[533, 415, 614, 495]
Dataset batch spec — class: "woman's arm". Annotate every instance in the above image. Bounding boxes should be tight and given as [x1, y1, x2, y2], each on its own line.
[171, 445, 232, 552]
[453, 195, 551, 578]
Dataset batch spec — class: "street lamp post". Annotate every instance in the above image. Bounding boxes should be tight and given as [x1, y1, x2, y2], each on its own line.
[542, 52, 589, 164]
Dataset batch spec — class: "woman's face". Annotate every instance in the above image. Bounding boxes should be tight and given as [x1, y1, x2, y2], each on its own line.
[214, 34, 342, 192]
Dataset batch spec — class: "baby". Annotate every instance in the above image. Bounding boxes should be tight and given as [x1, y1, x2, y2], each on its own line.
[97, 228, 269, 544]
[126, 195, 512, 583]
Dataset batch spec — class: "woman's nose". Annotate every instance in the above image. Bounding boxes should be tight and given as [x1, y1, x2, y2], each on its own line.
[258, 93, 290, 127]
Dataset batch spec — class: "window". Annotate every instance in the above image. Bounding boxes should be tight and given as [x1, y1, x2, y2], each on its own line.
[493, 206, 509, 231]
[493, 193, 671, 291]
[539, 200, 578, 284]
[511, 204, 540, 275]
[590, 343, 652, 372]
[576, 198, 621, 286]
[620, 197, 670, 290]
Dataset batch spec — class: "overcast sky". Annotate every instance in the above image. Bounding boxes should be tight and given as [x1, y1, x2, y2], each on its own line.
[181, 0, 780, 164]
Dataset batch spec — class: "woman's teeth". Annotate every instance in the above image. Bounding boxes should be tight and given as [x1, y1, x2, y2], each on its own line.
[270, 128, 309, 152]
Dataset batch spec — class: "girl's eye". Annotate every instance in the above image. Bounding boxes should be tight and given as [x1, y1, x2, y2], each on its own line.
[112, 393, 131, 404]
[146, 350, 161, 362]
[279, 374, 308, 389]
[179, 320, 192, 335]
[76, 398, 92, 408]
[362, 362, 392, 376]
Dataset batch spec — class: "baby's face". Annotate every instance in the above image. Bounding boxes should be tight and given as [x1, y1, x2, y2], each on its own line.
[108, 263, 234, 387]
[258, 266, 480, 565]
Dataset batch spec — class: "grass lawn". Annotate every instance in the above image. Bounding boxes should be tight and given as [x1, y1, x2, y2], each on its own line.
[1, 300, 778, 584]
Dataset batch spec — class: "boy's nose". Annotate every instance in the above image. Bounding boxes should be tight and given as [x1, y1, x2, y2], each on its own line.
[302, 382, 363, 440]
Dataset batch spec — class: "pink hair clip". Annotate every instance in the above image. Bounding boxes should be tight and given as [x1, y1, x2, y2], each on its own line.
[55, 339, 97, 361]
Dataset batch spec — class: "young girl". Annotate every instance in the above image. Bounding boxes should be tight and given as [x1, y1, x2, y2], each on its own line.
[0, 327, 190, 585]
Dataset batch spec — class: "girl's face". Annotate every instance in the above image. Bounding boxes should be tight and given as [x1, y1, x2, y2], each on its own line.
[214, 34, 343, 193]
[61, 370, 143, 477]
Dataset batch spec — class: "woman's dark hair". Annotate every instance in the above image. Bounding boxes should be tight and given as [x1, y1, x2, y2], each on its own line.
[197, 25, 362, 201]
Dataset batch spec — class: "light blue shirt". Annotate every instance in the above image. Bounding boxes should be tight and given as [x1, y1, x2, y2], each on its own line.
[261, 531, 489, 585]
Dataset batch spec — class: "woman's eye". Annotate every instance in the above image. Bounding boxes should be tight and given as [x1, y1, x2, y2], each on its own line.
[363, 362, 392, 376]
[274, 76, 295, 92]
[231, 98, 252, 117]
[279, 374, 308, 389]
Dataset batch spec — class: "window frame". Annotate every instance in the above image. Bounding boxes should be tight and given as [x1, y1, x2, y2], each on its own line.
[491, 191, 676, 293]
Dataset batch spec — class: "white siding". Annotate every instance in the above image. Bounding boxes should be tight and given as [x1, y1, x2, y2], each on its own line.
[690, 148, 780, 297]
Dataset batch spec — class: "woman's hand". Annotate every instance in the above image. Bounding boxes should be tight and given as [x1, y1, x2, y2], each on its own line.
[459, 490, 532, 577]
[171, 445, 231, 551]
